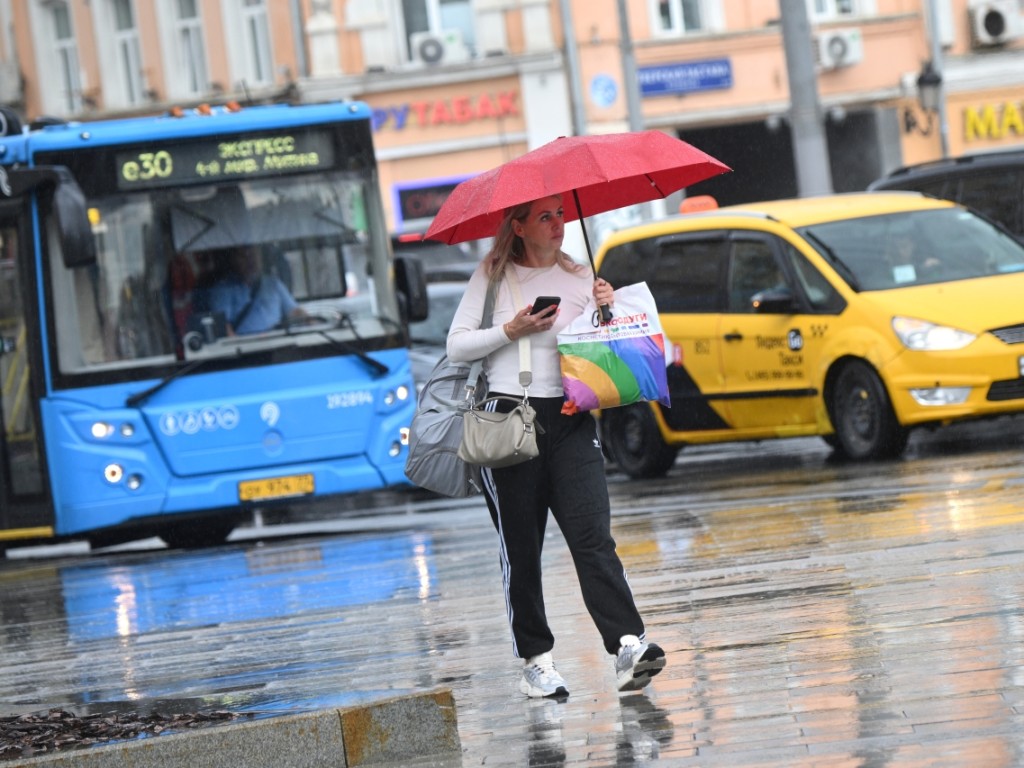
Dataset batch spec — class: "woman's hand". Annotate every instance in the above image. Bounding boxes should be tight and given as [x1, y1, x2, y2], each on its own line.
[503, 304, 558, 341]
[593, 278, 614, 308]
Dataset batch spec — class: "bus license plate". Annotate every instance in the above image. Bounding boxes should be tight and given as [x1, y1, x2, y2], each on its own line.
[238, 474, 315, 502]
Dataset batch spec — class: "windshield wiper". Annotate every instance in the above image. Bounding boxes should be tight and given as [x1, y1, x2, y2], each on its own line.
[126, 358, 209, 408]
[315, 314, 390, 377]
[802, 228, 862, 291]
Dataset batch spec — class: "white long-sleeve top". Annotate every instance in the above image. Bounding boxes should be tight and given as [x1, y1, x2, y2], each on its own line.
[447, 259, 595, 397]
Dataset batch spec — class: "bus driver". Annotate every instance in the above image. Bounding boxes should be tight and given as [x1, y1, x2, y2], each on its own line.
[206, 246, 306, 335]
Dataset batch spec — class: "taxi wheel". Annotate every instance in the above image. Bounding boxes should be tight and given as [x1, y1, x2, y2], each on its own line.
[829, 361, 908, 460]
[604, 403, 679, 479]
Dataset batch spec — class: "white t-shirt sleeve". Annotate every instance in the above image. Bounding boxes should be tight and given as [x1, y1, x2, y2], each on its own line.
[447, 265, 510, 363]
[447, 260, 596, 397]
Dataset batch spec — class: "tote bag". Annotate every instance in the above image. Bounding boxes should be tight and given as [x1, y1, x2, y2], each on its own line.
[557, 281, 670, 413]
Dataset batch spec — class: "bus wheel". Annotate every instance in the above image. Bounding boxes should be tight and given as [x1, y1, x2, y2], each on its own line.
[828, 360, 908, 460]
[160, 521, 235, 550]
[603, 403, 679, 479]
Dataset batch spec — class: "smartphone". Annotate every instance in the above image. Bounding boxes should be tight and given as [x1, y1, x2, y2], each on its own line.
[530, 296, 562, 316]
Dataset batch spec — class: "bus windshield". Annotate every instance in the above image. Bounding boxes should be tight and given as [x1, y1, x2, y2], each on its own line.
[48, 169, 399, 382]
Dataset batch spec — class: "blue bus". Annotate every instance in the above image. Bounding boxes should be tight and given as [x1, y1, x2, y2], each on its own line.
[0, 101, 428, 551]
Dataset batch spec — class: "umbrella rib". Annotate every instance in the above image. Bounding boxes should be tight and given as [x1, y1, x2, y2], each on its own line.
[645, 173, 665, 197]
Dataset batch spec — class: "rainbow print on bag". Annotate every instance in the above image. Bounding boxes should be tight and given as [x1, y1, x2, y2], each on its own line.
[557, 282, 671, 413]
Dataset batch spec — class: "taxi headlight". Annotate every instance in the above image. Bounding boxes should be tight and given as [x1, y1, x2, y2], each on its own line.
[892, 316, 975, 351]
[909, 387, 971, 406]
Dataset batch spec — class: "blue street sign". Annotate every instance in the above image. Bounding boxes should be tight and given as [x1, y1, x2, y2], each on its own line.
[638, 59, 733, 97]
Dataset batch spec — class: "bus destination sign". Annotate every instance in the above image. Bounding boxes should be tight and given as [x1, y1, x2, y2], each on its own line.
[115, 130, 336, 190]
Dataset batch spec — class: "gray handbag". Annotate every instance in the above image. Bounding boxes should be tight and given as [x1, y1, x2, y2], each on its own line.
[457, 267, 540, 469]
[404, 282, 497, 497]
[457, 395, 539, 468]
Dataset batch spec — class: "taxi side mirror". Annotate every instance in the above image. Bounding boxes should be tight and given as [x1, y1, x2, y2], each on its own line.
[751, 287, 796, 314]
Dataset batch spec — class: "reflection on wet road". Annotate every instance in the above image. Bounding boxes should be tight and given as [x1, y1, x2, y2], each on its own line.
[5, 421, 1024, 765]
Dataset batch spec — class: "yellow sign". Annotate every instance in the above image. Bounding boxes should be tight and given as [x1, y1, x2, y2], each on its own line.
[963, 101, 1024, 142]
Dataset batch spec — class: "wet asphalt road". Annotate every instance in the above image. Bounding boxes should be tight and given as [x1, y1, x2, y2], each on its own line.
[5, 419, 1024, 766]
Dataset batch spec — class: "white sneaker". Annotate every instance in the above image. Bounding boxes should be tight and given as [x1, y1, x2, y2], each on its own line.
[615, 635, 666, 691]
[519, 652, 570, 698]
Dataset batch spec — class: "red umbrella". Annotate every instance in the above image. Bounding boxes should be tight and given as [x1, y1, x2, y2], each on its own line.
[424, 130, 731, 264]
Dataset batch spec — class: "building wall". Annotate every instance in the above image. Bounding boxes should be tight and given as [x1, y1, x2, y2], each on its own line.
[2, 0, 1024, 231]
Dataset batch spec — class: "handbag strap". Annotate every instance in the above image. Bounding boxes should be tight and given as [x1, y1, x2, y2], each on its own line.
[464, 279, 498, 402]
[502, 266, 532, 393]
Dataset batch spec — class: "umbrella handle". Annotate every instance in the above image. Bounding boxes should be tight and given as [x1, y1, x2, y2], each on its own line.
[572, 189, 614, 325]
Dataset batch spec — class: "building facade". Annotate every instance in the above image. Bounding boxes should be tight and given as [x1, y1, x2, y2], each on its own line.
[1, 0, 1023, 239]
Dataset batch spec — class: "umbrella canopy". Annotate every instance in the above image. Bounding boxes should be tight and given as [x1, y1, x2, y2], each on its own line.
[425, 130, 731, 248]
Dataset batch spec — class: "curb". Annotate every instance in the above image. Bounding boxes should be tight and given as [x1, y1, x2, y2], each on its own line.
[9, 689, 460, 768]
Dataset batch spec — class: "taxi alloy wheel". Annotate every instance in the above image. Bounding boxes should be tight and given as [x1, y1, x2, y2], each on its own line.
[603, 403, 679, 479]
[829, 360, 908, 461]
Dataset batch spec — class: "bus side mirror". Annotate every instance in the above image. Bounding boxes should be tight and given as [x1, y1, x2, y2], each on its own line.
[1, 166, 97, 268]
[50, 168, 97, 269]
[394, 255, 429, 323]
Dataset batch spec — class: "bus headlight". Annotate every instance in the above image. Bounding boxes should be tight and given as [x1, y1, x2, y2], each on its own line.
[104, 464, 124, 483]
[92, 422, 114, 438]
[400, 427, 410, 446]
[389, 441, 402, 457]
[384, 386, 411, 406]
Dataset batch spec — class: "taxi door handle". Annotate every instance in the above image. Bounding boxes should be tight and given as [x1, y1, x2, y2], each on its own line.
[724, 332, 743, 342]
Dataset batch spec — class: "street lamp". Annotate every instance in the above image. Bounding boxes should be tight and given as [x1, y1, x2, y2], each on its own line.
[903, 60, 942, 136]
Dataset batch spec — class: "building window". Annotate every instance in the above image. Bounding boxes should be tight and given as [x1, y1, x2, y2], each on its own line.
[656, 0, 705, 34]
[51, 2, 82, 113]
[809, 0, 857, 20]
[111, 0, 143, 105]
[402, 0, 474, 58]
[175, 0, 209, 95]
[241, 0, 273, 85]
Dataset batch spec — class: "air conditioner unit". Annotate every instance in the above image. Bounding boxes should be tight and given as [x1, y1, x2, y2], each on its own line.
[816, 28, 863, 69]
[970, 0, 1022, 47]
[410, 29, 471, 66]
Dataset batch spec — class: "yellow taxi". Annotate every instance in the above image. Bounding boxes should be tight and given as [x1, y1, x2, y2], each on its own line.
[594, 192, 1024, 478]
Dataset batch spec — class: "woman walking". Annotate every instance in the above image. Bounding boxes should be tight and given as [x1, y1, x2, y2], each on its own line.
[447, 194, 665, 698]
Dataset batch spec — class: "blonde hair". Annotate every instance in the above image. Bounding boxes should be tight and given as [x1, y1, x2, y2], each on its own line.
[485, 196, 582, 286]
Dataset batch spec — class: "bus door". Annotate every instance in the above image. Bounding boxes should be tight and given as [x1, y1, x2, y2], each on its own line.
[0, 202, 52, 536]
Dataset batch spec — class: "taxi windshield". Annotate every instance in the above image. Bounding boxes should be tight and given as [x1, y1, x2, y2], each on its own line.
[799, 208, 1024, 291]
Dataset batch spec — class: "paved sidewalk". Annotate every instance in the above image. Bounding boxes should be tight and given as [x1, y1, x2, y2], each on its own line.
[5, 435, 1024, 766]
[397, 442, 1024, 766]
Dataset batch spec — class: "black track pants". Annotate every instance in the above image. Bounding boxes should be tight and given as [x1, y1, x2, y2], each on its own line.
[481, 395, 646, 659]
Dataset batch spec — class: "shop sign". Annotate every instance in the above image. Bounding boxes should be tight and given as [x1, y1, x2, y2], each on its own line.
[964, 101, 1024, 142]
[372, 91, 519, 131]
[637, 59, 732, 98]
